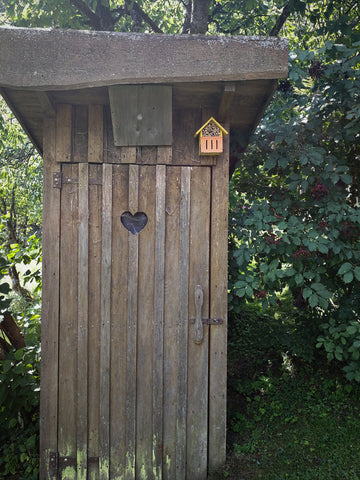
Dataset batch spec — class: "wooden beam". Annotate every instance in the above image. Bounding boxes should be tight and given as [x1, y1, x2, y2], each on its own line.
[218, 83, 236, 123]
[37, 91, 56, 117]
[0, 27, 288, 91]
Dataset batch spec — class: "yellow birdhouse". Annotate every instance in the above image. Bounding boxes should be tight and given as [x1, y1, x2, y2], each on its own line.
[194, 117, 228, 155]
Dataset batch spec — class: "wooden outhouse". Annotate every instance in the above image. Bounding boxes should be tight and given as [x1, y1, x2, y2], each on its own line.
[0, 27, 287, 480]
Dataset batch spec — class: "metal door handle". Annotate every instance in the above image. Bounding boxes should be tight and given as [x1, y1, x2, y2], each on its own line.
[194, 285, 204, 344]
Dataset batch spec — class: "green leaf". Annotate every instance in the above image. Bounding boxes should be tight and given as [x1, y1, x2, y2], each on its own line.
[346, 325, 358, 335]
[303, 287, 312, 299]
[295, 273, 303, 285]
[265, 157, 277, 169]
[309, 294, 318, 308]
[0, 282, 10, 294]
[317, 243, 328, 254]
[338, 262, 352, 275]
[343, 271, 354, 284]
[284, 268, 296, 277]
[340, 174, 352, 184]
[245, 286, 253, 298]
[354, 266, 360, 281]
[20, 452, 28, 463]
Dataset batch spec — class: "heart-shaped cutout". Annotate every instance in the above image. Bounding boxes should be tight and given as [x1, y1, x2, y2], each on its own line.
[121, 211, 148, 235]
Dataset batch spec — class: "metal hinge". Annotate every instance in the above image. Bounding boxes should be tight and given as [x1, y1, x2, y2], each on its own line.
[49, 452, 99, 472]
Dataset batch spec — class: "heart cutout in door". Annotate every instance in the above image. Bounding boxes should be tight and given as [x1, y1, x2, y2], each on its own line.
[121, 211, 148, 235]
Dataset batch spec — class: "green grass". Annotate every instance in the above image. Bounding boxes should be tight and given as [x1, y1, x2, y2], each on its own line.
[209, 362, 360, 480]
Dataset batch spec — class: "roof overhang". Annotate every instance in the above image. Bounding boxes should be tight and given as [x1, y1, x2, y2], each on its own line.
[0, 26, 288, 158]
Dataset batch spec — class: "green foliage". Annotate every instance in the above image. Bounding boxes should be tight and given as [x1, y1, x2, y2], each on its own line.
[0, 101, 42, 480]
[229, 368, 360, 480]
[0, 303, 41, 480]
[229, 39, 360, 376]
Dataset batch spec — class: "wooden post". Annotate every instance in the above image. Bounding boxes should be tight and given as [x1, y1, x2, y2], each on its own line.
[40, 115, 60, 480]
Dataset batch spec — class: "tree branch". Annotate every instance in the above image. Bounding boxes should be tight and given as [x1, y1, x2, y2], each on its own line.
[124, 1, 163, 33]
[181, 0, 192, 34]
[69, 0, 102, 30]
[269, 2, 291, 36]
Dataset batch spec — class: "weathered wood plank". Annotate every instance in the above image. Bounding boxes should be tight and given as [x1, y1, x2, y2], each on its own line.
[163, 167, 181, 480]
[187, 166, 211, 480]
[121, 147, 136, 164]
[0, 27, 288, 90]
[157, 146, 172, 165]
[136, 165, 156, 479]
[176, 166, 191, 480]
[109, 85, 172, 146]
[73, 105, 88, 163]
[55, 104, 72, 162]
[172, 109, 216, 167]
[37, 91, 56, 117]
[88, 105, 104, 163]
[125, 164, 139, 480]
[58, 163, 79, 480]
[153, 164, 166, 479]
[137, 146, 157, 164]
[99, 163, 112, 480]
[88, 164, 102, 480]
[110, 164, 129, 478]
[218, 83, 236, 122]
[77, 163, 89, 480]
[40, 115, 60, 480]
[208, 130, 229, 470]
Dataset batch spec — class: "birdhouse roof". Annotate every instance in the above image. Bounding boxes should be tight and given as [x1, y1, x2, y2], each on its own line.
[194, 117, 229, 138]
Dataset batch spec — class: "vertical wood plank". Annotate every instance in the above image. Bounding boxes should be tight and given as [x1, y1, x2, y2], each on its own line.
[176, 167, 191, 480]
[157, 146, 172, 165]
[56, 104, 72, 162]
[88, 164, 102, 480]
[153, 164, 166, 479]
[77, 163, 89, 480]
[121, 147, 137, 164]
[73, 105, 88, 163]
[208, 133, 229, 470]
[88, 105, 104, 163]
[99, 163, 112, 480]
[136, 166, 156, 479]
[103, 107, 119, 164]
[138, 146, 157, 164]
[104, 106, 136, 164]
[187, 166, 211, 480]
[125, 164, 139, 480]
[110, 165, 129, 478]
[58, 163, 79, 479]
[40, 115, 60, 480]
[163, 167, 181, 480]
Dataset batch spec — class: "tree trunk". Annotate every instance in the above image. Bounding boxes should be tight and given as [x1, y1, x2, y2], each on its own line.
[190, 0, 210, 34]
[8, 265, 33, 302]
[0, 311, 26, 351]
[0, 337, 10, 360]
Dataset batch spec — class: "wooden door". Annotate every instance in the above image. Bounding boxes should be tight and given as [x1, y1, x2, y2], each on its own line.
[40, 138, 227, 480]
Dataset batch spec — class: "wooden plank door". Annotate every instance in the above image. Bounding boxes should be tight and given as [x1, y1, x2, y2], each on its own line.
[40, 160, 226, 480]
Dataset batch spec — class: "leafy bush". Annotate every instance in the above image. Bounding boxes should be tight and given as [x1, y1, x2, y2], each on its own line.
[229, 41, 360, 379]
[0, 303, 41, 480]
